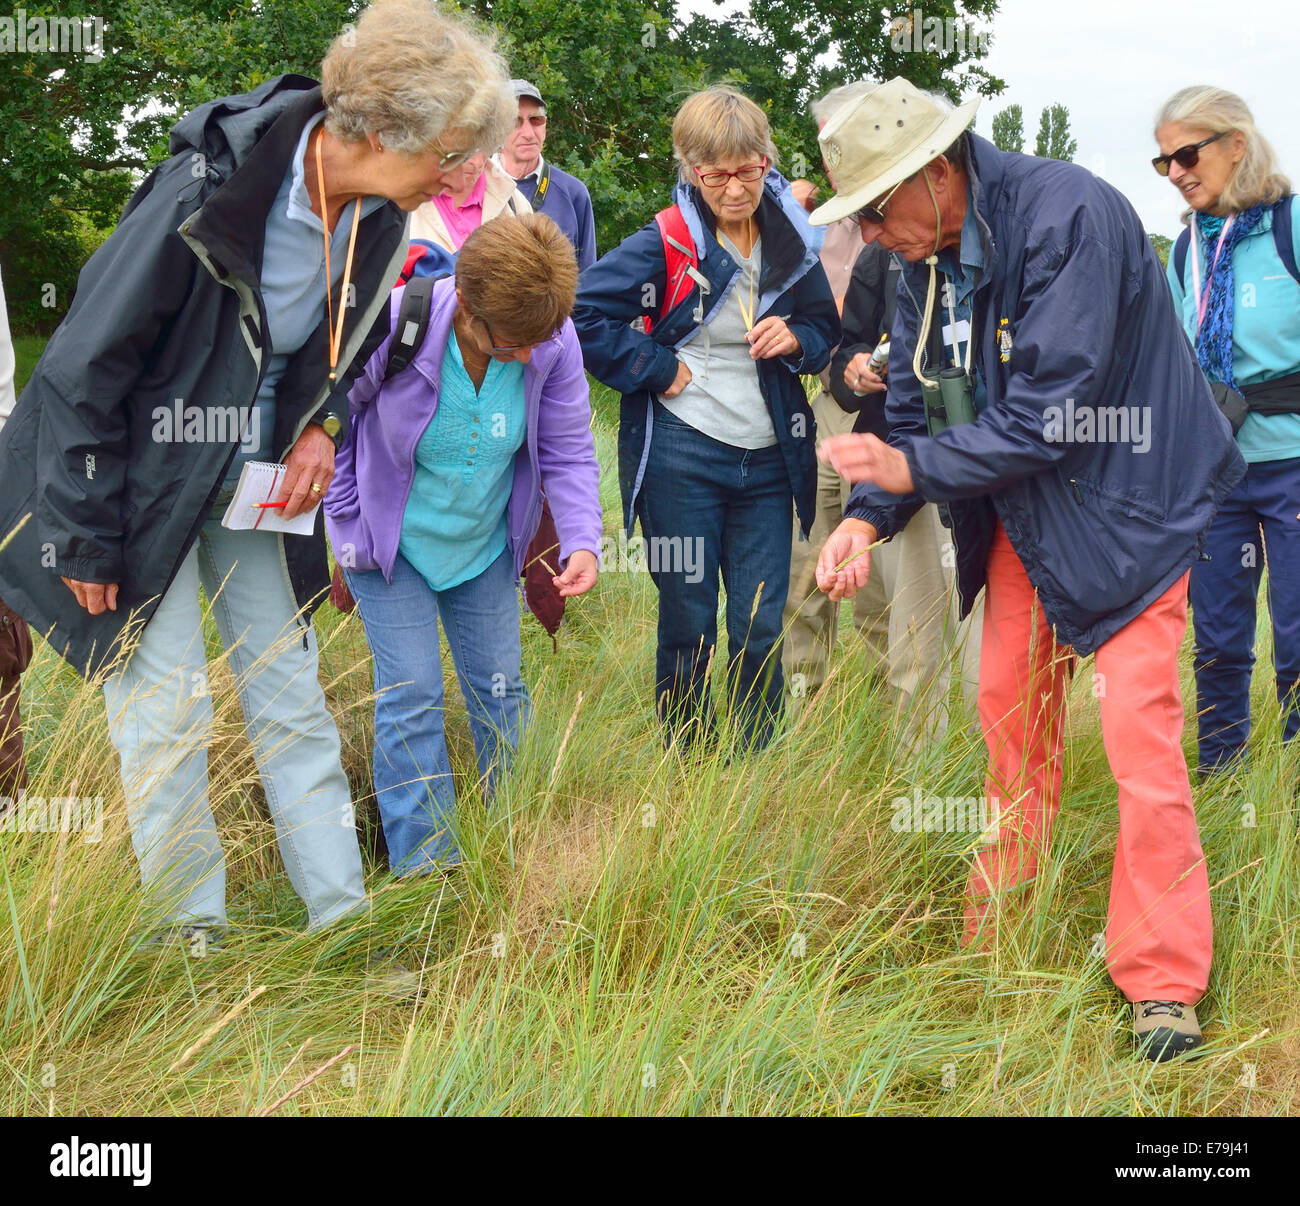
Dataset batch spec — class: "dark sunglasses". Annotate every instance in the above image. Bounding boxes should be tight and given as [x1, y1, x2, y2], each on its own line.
[853, 175, 907, 225]
[1151, 131, 1227, 177]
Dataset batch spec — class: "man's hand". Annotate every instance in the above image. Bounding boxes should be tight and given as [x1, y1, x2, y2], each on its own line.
[661, 360, 693, 399]
[819, 432, 915, 493]
[747, 315, 801, 360]
[62, 579, 119, 615]
[277, 423, 336, 519]
[815, 519, 879, 602]
[554, 549, 599, 598]
[843, 351, 887, 394]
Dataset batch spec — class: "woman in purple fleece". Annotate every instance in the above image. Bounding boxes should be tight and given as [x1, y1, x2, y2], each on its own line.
[326, 214, 602, 874]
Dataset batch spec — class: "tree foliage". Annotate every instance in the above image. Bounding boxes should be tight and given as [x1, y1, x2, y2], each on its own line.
[1033, 102, 1077, 162]
[990, 103, 1024, 153]
[3, 0, 1005, 333]
[1148, 232, 1172, 269]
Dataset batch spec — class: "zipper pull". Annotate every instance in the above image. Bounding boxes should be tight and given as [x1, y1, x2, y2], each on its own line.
[1069, 477, 1084, 505]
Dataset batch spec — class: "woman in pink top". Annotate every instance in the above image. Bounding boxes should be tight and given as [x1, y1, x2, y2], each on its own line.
[409, 151, 531, 252]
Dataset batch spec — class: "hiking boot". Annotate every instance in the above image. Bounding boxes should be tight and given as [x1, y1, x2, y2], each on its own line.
[1134, 1000, 1202, 1062]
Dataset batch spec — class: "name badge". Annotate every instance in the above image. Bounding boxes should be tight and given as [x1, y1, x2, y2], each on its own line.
[942, 318, 971, 348]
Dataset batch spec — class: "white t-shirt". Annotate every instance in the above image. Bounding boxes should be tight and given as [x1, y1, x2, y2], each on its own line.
[658, 231, 776, 449]
[0, 264, 15, 432]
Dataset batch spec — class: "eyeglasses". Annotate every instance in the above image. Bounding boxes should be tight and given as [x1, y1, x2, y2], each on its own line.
[473, 316, 525, 353]
[854, 176, 908, 225]
[1151, 132, 1227, 177]
[515, 113, 547, 129]
[694, 157, 769, 188]
[430, 135, 477, 171]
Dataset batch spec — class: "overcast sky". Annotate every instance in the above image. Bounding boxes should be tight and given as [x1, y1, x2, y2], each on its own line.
[970, 0, 1299, 236]
[683, 0, 1298, 237]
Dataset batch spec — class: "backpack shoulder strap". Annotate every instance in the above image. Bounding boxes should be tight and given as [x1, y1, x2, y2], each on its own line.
[1272, 195, 1299, 285]
[647, 204, 698, 333]
[384, 274, 441, 380]
[1173, 226, 1191, 285]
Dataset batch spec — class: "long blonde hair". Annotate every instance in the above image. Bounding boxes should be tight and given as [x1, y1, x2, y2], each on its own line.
[1155, 86, 1290, 222]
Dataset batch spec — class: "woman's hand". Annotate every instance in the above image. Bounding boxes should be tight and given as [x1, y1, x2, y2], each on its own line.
[554, 549, 599, 597]
[747, 316, 801, 360]
[819, 432, 915, 493]
[661, 360, 693, 399]
[277, 423, 336, 519]
[61, 579, 119, 615]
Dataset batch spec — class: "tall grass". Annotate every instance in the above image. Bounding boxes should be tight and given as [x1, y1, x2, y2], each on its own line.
[0, 383, 1295, 1116]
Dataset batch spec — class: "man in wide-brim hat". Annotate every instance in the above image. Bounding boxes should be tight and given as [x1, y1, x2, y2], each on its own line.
[810, 77, 1246, 1062]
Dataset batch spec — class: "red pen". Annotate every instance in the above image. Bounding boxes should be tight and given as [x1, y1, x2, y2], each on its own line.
[255, 501, 289, 509]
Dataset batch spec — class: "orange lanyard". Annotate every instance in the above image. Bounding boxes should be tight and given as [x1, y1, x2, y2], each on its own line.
[315, 127, 362, 382]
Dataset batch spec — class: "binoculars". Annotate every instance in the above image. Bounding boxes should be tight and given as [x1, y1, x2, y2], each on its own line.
[924, 366, 977, 437]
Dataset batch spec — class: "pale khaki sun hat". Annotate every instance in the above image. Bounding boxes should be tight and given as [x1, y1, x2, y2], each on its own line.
[809, 77, 980, 226]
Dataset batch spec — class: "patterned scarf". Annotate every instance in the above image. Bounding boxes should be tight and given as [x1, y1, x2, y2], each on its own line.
[1194, 204, 1268, 389]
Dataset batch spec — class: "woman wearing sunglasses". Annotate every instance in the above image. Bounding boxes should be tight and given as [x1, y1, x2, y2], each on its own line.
[325, 215, 601, 875]
[1155, 86, 1300, 776]
[575, 86, 839, 753]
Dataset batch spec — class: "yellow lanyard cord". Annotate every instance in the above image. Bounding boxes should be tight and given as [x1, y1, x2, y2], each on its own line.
[315, 127, 362, 383]
[735, 219, 758, 333]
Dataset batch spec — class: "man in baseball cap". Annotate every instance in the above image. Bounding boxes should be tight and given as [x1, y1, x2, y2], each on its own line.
[495, 79, 597, 269]
[811, 77, 1245, 1062]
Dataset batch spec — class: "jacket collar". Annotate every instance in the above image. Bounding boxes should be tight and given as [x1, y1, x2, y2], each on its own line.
[183, 84, 326, 291]
[670, 169, 825, 312]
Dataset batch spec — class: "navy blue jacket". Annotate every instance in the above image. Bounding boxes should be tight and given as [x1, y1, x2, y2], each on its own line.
[848, 134, 1246, 656]
[574, 172, 840, 536]
[515, 159, 598, 271]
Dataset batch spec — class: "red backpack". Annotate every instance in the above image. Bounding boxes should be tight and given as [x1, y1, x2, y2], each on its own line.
[645, 205, 701, 334]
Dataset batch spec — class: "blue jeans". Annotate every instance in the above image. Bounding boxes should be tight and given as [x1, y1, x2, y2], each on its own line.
[102, 520, 367, 930]
[636, 402, 791, 752]
[1190, 455, 1300, 773]
[345, 547, 530, 874]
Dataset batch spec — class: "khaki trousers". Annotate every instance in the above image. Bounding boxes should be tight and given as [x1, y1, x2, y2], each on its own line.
[783, 389, 982, 745]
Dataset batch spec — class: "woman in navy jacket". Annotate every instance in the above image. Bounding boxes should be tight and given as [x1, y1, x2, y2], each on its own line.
[575, 87, 839, 753]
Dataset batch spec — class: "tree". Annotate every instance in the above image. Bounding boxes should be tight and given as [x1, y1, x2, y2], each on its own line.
[1147, 232, 1172, 269]
[3, 0, 1008, 333]
[748, 0, 1005, 104]
[1034, 103, 1077, 162]
[1, 0, 364, 333]
[990, 104, 1024, 153]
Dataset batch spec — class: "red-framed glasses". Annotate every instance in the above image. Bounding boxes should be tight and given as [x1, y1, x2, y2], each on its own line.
[694, 157, 769, 188]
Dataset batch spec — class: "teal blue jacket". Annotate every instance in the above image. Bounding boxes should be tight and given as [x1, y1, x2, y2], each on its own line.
[1167, 201, 1300, 463]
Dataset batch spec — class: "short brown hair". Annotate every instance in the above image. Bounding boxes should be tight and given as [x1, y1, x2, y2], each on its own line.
[672, 86, 779, 186]
[455, 213, 579, 344]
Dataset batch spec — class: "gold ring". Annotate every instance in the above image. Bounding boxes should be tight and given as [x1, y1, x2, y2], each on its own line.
[310, 483, 323, 495]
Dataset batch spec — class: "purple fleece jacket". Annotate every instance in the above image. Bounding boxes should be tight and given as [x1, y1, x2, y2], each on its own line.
[325, 276, 602, 581]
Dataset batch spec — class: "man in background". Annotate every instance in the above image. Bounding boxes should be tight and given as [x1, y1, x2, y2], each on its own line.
[495, 79, 597, 270]
[783, 84, 980, 749]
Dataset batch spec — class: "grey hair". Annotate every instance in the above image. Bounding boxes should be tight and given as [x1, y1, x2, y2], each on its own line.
[321, 0, 515, 157]
[1155, 85, 1290, 218]
[811, 79, 878, 128]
